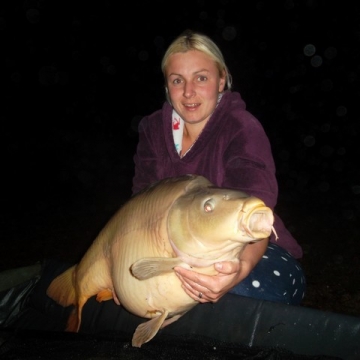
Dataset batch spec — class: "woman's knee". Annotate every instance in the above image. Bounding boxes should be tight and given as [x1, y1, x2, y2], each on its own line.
[229, 244, 306, 305]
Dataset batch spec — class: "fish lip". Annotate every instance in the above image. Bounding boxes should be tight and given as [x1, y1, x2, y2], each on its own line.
[240, 205, 274, 239]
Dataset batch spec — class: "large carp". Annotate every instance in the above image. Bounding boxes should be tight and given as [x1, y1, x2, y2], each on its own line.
[46, 174, 275, 347]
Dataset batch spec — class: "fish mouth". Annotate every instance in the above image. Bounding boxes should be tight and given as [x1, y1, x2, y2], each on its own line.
[240, 202, 275, 240]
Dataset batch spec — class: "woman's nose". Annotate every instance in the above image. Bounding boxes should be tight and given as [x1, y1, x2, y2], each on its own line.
[183, 82, 195, 98]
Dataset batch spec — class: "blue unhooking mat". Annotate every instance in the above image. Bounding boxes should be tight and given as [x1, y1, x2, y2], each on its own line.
[1, 259, 359, 359]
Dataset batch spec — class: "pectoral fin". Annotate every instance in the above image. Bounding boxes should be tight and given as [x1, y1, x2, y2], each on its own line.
[132, 310, 169, 348]
[131, 257, 182, 280]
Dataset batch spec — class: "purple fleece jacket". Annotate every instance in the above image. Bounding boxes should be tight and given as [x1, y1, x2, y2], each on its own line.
[132, 91, 303, 259]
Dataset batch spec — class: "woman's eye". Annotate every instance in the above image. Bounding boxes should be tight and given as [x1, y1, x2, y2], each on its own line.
[204, 200, 214, 212]
[197, 76, 207, 82]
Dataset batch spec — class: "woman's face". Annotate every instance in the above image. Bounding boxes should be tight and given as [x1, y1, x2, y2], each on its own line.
[165, 50, 226, 125]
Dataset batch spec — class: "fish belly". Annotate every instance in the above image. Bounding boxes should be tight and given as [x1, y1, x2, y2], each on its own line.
[111, 242, 196, 319]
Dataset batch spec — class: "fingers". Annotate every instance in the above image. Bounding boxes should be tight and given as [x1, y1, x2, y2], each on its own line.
[215, 260, 240, 274]
[176, 271, 211, 303]
[174, 262, 241, 303]
[174, 267, 228, 303]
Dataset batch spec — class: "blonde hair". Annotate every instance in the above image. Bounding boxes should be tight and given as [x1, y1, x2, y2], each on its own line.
[161, 30, 232, 93]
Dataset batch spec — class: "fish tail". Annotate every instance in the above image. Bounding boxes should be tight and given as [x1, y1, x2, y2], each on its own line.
[66, 306, 82, 333]
[65, 295, 88, 332]
[46, 265, 76, 307]
[65, 308, 79, 332]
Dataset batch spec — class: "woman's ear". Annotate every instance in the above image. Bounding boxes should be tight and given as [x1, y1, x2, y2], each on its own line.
[219, 76, 226, 92]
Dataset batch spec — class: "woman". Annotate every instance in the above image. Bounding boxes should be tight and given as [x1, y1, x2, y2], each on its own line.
[132, 29, 305, 305]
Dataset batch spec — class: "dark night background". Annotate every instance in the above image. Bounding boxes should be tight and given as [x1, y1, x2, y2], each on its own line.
[1, 0, 360, 318]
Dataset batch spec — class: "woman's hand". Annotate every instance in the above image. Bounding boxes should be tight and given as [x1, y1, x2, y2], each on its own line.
[174, 238, 269, 303]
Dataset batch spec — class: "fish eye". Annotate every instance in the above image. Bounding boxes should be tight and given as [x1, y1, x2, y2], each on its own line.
[204, 199, 214, 212]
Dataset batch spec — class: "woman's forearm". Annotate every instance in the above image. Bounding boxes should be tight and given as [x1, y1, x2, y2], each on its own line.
[236, 238, 269, 282]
